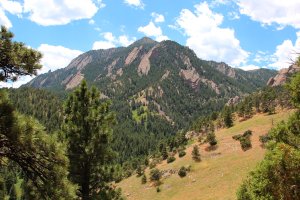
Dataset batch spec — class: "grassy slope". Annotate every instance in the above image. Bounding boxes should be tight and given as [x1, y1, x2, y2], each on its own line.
[118, 109, 294, 200]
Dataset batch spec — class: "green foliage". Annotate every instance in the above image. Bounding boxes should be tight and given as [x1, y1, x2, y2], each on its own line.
[0, 90, 76, 199]
[141, 174, 147, 184]
[178, 151, 186, 158]
[237, 144, 300, 200]
[167, 156, 176, 164]
[287, 72, 300, 108]
[178, 167, 187, 178]
[207, 131, 217, 146]
[233, 130, 252, 151]
[223, 106, 233, 128]
[0, 26, 42, 81]
[63, 80, 116, 199]
[192, 145, 201, 161]
[149, 169, 161, 182]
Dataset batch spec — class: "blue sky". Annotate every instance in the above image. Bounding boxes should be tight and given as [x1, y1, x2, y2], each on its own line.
[1, 0, 300, 87]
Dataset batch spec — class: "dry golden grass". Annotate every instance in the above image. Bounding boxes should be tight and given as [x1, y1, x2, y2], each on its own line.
[117, 109, 294, 200]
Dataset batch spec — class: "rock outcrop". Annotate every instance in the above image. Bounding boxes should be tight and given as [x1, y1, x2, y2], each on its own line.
[267, 65, 300, 87]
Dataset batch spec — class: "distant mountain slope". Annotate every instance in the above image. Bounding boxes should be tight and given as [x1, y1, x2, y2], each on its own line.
[26, 37, 277, 128]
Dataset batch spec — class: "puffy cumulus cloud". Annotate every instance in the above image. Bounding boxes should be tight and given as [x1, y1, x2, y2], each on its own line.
[23, 0, 103, 26]
[0, 44, 82, 88]
[0, 0, 23, 16]
[269, 32, 300, 69]
[38, 44, 83, 73]
[151, 12, 165, 23]
[237, 0, 300, 29]
[138, 21, 168, 42]
[124, 0, 144, 9]
[0, 0, 23, 28]
[175, 2, 248, 66]
[0, 9, 12, 28]
[93, 32, 136, 50]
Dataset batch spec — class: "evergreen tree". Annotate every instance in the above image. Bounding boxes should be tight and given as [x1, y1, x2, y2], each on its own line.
[161, 146, 168, 160]
[223, 106, 233, 128]
[141, 174, 147, 184]
[192, 145, 201, 161]
[207, 131, 217, 146]
[63, 80, 117, 200]
[0, 26, 42, 81]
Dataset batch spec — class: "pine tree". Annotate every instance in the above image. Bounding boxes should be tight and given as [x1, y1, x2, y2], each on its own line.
[161, 146, 168, 160]
[0, 26, 42, 81]
[207, 131, 217, 146]
[141, 174, 147, 184]
[223, 106, 233, 128]
[63, 80, 117, 200]
[192, 145, 201, 161]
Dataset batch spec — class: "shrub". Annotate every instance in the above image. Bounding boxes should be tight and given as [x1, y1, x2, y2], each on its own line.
[259, 134, 271, 145]
[240, 137, 252, 151]
[178, 151, 186, 158]
[243, 130, 252, 137]
[232, 134, 242, 141]
[167, 156, 176, 163]
[207, 132, 217, 146]
[150, 168, 161, 182]
[192, 145, 201, 161]
[141, 174, 147, 184]
[156, 187, 161, 193]
[178, 167, 187, 177]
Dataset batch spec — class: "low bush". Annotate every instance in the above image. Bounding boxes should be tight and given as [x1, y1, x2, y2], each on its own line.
[167, 156, 176, 163]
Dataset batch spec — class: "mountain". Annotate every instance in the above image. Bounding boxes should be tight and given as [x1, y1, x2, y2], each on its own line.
[20, 38, 277, 163]
[267, 64, 300, 87]
[26, 37, 276, 126]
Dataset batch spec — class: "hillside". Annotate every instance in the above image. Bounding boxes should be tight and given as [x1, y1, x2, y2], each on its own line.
[26, 38, 277, 128]
[117, 109, 294, 200]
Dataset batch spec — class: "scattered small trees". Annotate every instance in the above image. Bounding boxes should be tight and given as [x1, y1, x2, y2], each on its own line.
[178, 150, 186, 158]
[232, 130, 252, 151]
[192, 145, 201, 161]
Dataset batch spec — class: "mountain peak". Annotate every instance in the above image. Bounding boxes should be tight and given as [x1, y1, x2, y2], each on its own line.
[130, 37, 157, 47]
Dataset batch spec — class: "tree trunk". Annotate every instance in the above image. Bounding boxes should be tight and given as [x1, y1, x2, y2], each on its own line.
[81, 162, 90, 200]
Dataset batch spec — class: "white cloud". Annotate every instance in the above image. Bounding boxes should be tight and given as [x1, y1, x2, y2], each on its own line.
[0, 0, 23, 28]
[124, 0, 144, 9]
[92, 40, 116, 50]
[269, 32, 300, 69]
[228, 11, 240, 20]
[0, 0, 23, 16]
[38, 44, 83, 74]
[92, 32, 136, 49]
[151, 12, 165, 23]
[119, 35, 136, 46]
[0, 9, 12, 28]
[88, 19, 95, 25]
[0, 44, 82, 88]
[175, 2, 248, 66]
[237, 0, 300, 29]
[23, 0, 101, 26]
[238, 64, 260, 71]
[138, 21, 169, 42]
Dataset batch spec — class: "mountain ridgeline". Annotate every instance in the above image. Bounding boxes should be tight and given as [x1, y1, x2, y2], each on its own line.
[11, 38, 277, 164]
[27, 37, 276, 127]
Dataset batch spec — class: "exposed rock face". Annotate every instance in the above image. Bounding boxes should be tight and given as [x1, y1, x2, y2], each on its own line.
[180, 67, 200, 89]
[125, 46, 142, 65]
[180, 67, 220, 94]
[138, 45, 158, 76]
[66, 54, 92, 71]
[106, 58, 119, 77]
[66, 73, 84, 90]
[267, 65, 300, 87]
[213, 62, 236, 78]
[226, 96, 240, 106]
[160, 70, 170, 81]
